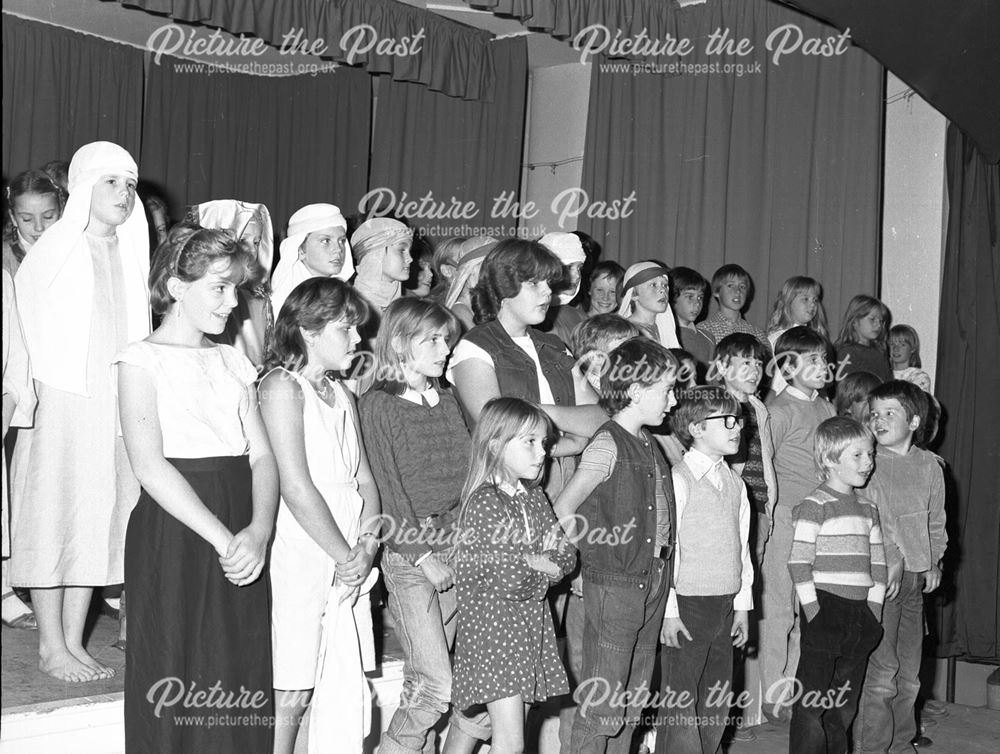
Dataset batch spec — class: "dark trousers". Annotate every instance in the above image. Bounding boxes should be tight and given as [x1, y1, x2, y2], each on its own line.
[656, 594, 736, 754]
[572, 559, 669, 754]
[790, 590, 883, 754]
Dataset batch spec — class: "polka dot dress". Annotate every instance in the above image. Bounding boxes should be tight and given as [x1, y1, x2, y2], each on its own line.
[452, 484, 572, 709]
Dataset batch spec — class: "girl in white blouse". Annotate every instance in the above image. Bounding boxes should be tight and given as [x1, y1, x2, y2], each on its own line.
[117, 224, 277, 753]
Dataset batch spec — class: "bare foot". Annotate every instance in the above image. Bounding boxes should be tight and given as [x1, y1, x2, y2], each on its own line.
[39, 649, 100, 682]
[67, 645, 116, 679]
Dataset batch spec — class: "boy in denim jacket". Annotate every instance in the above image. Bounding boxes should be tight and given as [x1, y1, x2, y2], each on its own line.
[553, 337, 678, 754]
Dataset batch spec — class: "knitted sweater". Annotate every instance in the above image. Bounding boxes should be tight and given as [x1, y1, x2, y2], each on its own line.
[788, 484, 887, 621]
[766, 388, 836, 510]
[358, 388, 471, 559]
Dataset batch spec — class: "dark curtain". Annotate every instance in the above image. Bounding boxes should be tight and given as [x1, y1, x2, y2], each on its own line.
[118, 0, 496, 101]
[140, 56, 371, 236]
[2, 14, 144, 179]
[471, 0, 1000, 162]
[935, 124, 1000, 662]
[577, 0, 883, 333]
[776, 1, 1000, 163]
[368, 36, 528, 239]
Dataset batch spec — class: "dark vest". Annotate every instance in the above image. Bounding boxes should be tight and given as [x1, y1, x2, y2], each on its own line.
[578, 421, 676, 589]
[462, 319, 577, 408]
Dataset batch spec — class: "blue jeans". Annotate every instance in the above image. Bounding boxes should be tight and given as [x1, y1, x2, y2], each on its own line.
[854, 571, 924, 754]
[789, 591, 882, 754]
[556, 587, 586, 754]
[655, 594, 736, 754]
[380, 550, 491, 754]
[572, 559, 668, 754]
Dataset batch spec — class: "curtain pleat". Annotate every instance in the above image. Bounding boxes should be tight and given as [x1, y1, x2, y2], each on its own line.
[934, 125, 1000, 662]
[2, 14, 144, 178]
[139, 56, 371, 235]
[118, 0, 496, 101]
[577, 0, 883, 334]
[368, 36, 528, 239]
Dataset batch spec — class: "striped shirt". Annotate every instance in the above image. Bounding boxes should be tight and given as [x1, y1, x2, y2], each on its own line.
[788, 484, 887, 620]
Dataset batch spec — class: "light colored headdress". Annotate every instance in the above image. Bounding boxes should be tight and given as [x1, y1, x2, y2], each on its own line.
[539, 232, 586, 305]
[444, 236, 495, 309]
[14, 141, 150, 395]
[271, 203, 352, 317]
[191, 199, 274, 277]
[617, 260, 680, 349]
[351, 218, 413, 311]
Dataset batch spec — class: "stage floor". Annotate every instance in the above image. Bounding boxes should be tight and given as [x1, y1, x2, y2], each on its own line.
[3, 611, 999, 753]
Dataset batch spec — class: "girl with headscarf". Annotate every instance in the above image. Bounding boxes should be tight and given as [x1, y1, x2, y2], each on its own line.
[270, 203, 354, 318]
[189, 199, 274, 366]
[618, 261, 681, 349]
[12, 141, 150, 682]
[444, 236, 495, 331]
[350, 217, 414, 313]
[538, 231, 588, 348]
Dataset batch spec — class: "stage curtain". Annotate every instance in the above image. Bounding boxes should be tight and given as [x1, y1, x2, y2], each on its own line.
[575, 0, 883, 333]
[934, 124, 1000, 662]
[2, 14, 144, 178]
[367, 36, 528, 239]
[139, 56, 371, 237]
[118, 0, 495, 101]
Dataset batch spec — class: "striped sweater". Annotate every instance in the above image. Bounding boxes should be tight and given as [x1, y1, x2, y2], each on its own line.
[788, 484, 887, 621]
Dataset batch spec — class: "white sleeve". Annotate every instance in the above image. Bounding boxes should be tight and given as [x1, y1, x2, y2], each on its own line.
[445, 339, 494, 383]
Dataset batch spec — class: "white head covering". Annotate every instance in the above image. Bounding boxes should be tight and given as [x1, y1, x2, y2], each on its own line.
[617, 261, 680, 349]
[539, 232, 586, 305]
[14, 141, 150, 395]
[271, 203, 352, 317]
[351, 218, 413, 311]
[192, 199, 274, 278]
[444, 236, 495, 309]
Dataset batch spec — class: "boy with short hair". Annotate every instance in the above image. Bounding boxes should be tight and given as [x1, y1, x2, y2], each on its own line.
[760, 326, 836, 715]
[697, 264, 769, 348]
[670, 266, 715, 367]
[553, 338, 679, 754]
[854, 380, 947, 754]
[656, 385, 753, 754]
[570, 313, 642, 395]
[788, 416, 886, 754]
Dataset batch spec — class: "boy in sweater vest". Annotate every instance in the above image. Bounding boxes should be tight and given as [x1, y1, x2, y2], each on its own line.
[657, 386, 753, 754]
[553, 337, 679, 754]
[854, 381, 947, 754]
[788, 416, 886, 754]
[761, 326, 836, 716]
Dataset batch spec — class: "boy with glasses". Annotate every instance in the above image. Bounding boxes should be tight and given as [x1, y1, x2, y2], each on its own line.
[656, 386, 753, 754]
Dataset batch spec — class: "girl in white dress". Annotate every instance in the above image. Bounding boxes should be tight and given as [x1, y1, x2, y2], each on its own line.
[13, 141, 150, 682]
[259, 276, 381, 754]
[117, 224, 276, 752]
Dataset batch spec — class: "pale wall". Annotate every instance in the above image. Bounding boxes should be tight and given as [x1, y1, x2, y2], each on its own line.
[518, 63, 592, 238]
[880, 73, 947, 386]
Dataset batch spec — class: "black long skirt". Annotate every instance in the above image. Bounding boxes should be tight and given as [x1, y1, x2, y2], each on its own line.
[124, 456, 273, 753]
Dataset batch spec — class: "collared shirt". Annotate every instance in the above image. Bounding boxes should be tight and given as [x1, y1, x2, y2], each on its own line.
[784, 384, 818, 402]
[399, 385, 441, 407]
[666, 447, 753, 617]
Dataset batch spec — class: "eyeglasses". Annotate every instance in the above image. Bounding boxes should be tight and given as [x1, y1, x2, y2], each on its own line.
[704, 414, 745, 430]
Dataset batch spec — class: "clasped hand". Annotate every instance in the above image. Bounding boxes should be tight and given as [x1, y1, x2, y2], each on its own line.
[217, 525, 268, 586]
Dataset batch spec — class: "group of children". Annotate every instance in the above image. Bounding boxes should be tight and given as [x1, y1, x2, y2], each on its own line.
[1, 142, 947, 754]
